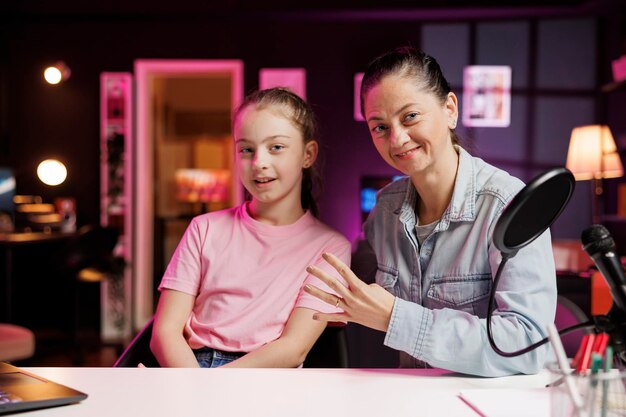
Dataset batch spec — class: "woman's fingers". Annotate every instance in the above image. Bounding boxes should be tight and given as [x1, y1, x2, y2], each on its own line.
[305, 252, 367, 299]
[303, 284, 351, 324]
[304, 283, 342, 307]
[306, 265, 351, 299]
[320, 252, 365, 290]
[304, 253, 395, 331]
[311, 312, 348, 324]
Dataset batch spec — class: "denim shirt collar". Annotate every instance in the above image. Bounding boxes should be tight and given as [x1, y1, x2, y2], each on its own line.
[397, 146, 476, 232]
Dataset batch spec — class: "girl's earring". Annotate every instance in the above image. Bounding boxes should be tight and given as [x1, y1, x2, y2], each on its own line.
[450, 119, 457, 129]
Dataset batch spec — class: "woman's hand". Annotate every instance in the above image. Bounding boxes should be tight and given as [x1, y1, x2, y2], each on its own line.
[304, 252, 395, 332]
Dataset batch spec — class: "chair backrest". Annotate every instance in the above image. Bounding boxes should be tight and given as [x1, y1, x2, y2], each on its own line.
[114, 318, 349, 368]
[114, 317, 159, 367]
[555, 295, 591, 358]
[303, 325, 349, 368]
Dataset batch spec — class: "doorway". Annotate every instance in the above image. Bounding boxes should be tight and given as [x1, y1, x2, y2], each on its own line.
[134, 60, 244, 329]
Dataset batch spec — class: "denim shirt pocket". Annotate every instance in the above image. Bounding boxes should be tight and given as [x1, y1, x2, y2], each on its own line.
[375, 263, 399, 292]
[425, 274, 492, 316]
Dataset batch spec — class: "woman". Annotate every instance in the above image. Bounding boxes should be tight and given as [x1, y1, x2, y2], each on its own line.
[304, 46, 556, 377]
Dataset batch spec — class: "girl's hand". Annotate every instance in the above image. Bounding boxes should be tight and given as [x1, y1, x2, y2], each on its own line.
[304, 252, 395, 332]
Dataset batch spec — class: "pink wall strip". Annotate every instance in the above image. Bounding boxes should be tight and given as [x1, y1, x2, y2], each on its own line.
[354, 72, 364, 121]
[133, 60, 244, 330]
[259, 68, 306, 99]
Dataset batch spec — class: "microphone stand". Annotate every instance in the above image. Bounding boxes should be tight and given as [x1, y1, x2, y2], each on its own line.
[486, 252, 626, 367]
[487, 256, 626, 393]
[593, 308, 626, 365]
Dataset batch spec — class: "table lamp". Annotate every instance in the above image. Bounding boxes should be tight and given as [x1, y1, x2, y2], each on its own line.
[175, 168, 230, 214]
[565, 125, 624, 224]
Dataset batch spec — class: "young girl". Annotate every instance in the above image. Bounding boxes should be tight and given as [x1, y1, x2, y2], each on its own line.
[150, 87, 351, 368]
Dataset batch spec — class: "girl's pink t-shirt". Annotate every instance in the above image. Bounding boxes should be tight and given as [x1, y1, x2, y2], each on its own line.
[158, 204, 352, 353]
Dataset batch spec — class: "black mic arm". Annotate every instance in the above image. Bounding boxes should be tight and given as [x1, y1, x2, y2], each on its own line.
[485, 224, 626, 361]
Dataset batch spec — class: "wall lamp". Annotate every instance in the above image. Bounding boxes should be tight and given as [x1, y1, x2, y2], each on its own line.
[37, 159, 67, 186]
[43, 61, 71, 85]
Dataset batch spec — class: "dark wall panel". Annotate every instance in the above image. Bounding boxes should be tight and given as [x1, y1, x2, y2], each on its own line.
[0, 12, 620, 246]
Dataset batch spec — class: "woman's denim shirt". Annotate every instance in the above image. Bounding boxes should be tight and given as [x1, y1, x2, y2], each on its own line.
[364, 147, 556, 377]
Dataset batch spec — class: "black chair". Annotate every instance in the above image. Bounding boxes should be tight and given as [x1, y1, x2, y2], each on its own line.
[114, 317, 349, 368]
[345, 237, 399, 367]
[58, 225, 121, 364]
[554, 294, 592, 358]
[114, 317, 158, 367]
[303, 325, 349, 368]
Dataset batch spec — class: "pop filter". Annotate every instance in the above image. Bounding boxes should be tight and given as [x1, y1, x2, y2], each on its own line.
[493, 167, 575, 257]
[488, 167, 577, 357]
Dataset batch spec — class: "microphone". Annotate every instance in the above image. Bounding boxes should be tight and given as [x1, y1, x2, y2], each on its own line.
[581, 225, 626, 314]
[582, 225, 626, 362]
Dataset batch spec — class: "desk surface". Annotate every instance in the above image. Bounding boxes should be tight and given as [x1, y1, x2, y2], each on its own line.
[22, 367, 553, 417]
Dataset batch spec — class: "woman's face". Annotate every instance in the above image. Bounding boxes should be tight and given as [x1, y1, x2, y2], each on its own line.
[363, 74, 458, 178]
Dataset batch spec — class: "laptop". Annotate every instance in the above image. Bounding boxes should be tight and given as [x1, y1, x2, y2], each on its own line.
[0, 362, 87, 415]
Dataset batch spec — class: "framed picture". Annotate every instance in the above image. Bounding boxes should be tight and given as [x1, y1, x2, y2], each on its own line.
[259, 68, 306, 99]
[462, 65, 512, 128]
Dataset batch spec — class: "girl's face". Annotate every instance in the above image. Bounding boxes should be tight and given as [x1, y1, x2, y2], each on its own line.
[234, 105, 317, 208]
[363, 74, 458, 178]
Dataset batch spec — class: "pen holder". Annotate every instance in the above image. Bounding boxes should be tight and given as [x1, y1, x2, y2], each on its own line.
[549, 366, 626, 417]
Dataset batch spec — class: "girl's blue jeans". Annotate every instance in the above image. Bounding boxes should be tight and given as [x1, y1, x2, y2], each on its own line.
[193, 347, 246, 368]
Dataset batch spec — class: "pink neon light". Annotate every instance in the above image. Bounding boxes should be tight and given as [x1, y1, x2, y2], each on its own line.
[354, 72, 364, 121]
[259, 68, 306, 99]
[134, 60, 244, 330]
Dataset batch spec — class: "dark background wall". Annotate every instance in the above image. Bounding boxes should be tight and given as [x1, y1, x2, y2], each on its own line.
[0, 1, 625, 245]
[1, 0, 625, 368]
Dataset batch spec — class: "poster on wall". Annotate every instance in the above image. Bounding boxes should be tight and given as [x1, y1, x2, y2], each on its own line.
[259, 68, 306, 99]
[462, 65, 512, 128]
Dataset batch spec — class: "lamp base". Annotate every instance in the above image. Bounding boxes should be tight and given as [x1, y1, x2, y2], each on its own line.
[591, 177, 604, 225]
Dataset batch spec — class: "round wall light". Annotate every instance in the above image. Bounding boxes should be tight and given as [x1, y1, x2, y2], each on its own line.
[43, 61, 71, 85]
[37, 159, 67, 186]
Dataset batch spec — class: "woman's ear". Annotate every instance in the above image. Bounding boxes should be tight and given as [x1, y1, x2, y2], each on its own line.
[303, 140, 319, 169]
[446, 92, 459, 124]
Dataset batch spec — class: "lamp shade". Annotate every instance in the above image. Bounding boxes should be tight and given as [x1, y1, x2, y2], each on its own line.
[565, 125, 623, 181]
[175, 169, 230, 204]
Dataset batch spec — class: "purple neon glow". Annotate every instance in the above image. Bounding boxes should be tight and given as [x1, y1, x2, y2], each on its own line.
[259, 68, 306, 99]
[354, 72, 364, 122]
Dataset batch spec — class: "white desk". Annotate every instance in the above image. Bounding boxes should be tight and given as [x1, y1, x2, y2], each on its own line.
[22, 367, 553, 417]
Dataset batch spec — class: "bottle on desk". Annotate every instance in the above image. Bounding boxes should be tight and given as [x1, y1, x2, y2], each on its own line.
[55, 197, 77, 233]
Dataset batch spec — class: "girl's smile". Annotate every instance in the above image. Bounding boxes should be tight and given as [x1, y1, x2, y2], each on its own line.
[253, 177, 277, 187]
